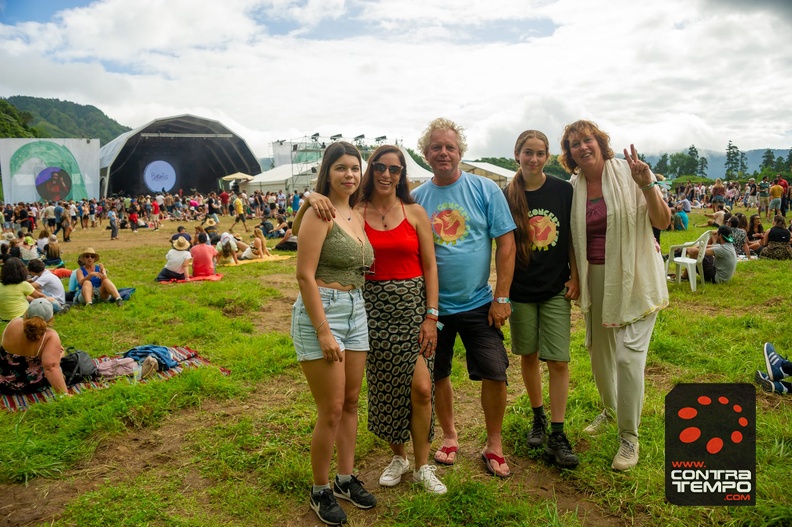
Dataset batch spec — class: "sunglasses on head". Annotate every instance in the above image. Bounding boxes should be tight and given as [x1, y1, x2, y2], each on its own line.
[372, 163, 403, 176]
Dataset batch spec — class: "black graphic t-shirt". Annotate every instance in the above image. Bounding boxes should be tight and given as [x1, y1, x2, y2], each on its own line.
[509, 175, 573, 303]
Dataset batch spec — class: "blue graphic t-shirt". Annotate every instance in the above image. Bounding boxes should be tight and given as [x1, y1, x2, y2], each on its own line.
[412, 172, 516, 315]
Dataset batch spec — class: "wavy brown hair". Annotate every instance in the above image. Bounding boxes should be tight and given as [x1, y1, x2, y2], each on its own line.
[505, 130, 550, 268]
[23, 317, 49, 341]
[559, 120, 614, 173]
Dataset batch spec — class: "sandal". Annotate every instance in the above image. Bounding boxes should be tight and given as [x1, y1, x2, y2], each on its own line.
[434, 445, 458, 466]
[481, 452, 511, 478]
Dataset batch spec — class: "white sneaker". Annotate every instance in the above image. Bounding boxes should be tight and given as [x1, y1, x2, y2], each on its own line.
[379, 456, 410, 487]
[611, 437, 639, 471]
[414, 464, 447, 494]
[584, 411, 614, 435]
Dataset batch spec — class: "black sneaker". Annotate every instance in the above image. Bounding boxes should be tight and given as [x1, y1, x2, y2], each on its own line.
[545, 431, 579, 469]
[310, 488, 347, 525]
[333, 475, 376, 509]
[527, 415, 547, 449]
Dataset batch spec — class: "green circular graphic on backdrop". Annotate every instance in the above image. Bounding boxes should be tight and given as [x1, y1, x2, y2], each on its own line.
[10, 141, 87, 201]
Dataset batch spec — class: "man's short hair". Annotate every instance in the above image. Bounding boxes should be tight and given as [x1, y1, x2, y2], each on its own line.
[27, 258, 45, 274]
[197, 233, 207, 243]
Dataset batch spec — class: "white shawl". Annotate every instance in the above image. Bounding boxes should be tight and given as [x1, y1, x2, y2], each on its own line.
[570, 158, 668, 327]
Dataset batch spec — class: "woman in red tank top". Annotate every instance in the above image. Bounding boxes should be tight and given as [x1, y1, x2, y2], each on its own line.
[358, 145, 446, 494]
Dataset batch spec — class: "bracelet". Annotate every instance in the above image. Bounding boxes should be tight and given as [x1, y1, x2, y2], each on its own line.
[494, 297, 511, 304]
[425, 314, 439, 321]
[314, 319, 328, 335]
[426, 307, 439, 317]
[639, 181, 658, 191]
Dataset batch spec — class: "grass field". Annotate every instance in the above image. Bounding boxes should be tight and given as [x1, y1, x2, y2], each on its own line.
[0, 209, 790, 527]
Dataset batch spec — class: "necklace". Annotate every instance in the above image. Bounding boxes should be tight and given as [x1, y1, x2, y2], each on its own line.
[373, 199, 399, 228]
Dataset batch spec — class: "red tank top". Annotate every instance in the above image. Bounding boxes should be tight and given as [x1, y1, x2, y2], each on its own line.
[364, 202, 423, 280]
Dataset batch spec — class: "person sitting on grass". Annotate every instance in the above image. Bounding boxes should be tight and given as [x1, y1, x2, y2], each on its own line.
[727, 216, 750, 257]
[75, 248, 124, 307]
[683, 225, 737, 284]
[216, 232, 251, 265]
[27, 259, 67, 314]
[190, 233, 218, 277]
[239, 227, 272, 260]
[156, 237, 193, 282]
[758, 215, 792, 260]
[696, 203, 726, 228]
[0, 299, 69, 396]
[42, 234, 63, 266]
[0, 257, 47, 322]
[275, 221, 298, 251]
[754, 343, 792, 395]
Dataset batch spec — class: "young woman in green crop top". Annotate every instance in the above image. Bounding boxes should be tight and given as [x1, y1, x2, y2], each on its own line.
[290, 141, 376, 524]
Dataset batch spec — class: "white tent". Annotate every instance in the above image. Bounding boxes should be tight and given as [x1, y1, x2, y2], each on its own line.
[460, 160, 516, 188]
[240, 145, 434, 193]
[240, 164, 316, 193]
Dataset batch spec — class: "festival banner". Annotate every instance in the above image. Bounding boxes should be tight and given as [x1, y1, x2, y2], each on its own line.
[0, 138, 100, 203]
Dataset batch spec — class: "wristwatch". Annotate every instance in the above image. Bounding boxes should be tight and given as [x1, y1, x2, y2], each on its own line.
[493, 297, 511, 304]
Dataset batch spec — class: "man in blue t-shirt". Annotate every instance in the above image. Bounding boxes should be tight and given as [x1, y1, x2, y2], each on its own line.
[412, 118, 516, 477]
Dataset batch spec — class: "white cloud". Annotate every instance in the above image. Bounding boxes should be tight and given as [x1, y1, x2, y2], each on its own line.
[1, 0, 791, 161]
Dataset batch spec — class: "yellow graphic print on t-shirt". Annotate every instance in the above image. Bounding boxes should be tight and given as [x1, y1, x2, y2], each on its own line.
[528, 208, 560, 252]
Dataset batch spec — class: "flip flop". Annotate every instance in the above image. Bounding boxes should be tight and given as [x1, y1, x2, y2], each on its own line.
[481, 452, 511, 478]
[434, 445, 458, 466]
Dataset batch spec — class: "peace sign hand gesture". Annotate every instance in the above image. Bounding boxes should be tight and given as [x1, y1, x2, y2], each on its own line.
[623, 144, 653, 188]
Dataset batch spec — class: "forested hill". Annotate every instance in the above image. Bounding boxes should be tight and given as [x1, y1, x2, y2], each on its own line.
[0, 99, 39, 139]
[4, 96, 131, 144]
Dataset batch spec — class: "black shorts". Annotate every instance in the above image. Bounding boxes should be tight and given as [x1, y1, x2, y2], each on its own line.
[435, 302, 509, 382]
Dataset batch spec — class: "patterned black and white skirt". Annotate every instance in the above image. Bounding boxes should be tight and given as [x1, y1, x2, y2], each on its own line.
[363, 277, 434, 444]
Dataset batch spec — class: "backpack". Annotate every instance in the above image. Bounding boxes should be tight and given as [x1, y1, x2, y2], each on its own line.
[60, 348, 99, 385]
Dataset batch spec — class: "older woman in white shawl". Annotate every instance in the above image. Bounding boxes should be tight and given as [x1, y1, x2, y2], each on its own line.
[560, 120, 670, 471]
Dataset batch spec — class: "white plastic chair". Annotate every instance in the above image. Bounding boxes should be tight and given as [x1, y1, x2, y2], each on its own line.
[666, 231, 711, 292]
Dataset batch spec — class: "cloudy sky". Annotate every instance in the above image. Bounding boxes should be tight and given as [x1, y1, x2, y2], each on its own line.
[1, 0, 791, 160]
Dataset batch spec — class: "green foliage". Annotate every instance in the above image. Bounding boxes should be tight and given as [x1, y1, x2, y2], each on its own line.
[667, 144, 707, 178]
[6, 95, 131, 144]
[0, 99, 40, 139]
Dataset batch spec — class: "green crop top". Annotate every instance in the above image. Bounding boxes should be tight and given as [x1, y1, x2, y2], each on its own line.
[315, 221, 374, 289]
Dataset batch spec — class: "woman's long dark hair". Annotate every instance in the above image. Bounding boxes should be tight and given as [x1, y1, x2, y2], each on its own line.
[315, 142, 363, 206]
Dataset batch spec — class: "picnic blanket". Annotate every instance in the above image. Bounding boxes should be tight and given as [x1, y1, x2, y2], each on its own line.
[0, 346, 230, 412]
[218, 254, 292, 266]
[157, 274, 224, 283]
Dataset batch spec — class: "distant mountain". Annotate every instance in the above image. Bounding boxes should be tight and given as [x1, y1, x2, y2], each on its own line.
[4, 96, 131, 145]
[645, 148, 791, 180]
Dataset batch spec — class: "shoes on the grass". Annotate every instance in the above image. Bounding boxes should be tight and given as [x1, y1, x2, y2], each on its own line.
[611, 437, 639, 471]
[527, 414, 547, 448]
[413, 464, 447, 494]
[379, 455, 410, 487]
[333, 475, 376, 509]
[763, 342, 789, 381]
[310, 488, 346, 525]
[755, 370, 791, 394]
[545, 431, 579, 469]
[584, 411, 614, 435]
[115, 297, 124, 308]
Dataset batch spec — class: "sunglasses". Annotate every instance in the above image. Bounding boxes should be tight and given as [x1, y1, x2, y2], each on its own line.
[372, 163, 403, 176]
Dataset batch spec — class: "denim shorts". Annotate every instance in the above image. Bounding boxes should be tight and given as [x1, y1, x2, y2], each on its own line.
[291, 287, 369, 361]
